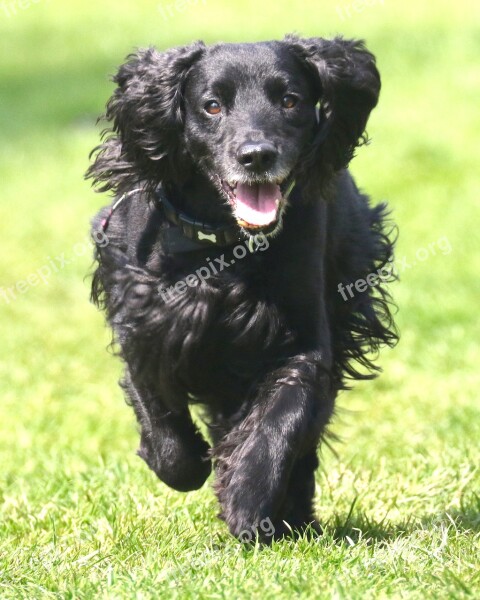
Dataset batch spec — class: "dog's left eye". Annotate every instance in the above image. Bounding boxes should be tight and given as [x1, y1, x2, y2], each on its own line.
[281, 94, 299, 109]
[204, 101, 222, 115]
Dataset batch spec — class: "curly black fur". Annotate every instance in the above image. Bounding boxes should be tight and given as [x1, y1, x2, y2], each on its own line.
[86, 35, 398, 542]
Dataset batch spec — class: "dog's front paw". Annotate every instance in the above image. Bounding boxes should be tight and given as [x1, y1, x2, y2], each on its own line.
[217, 487, 278, 544]
[214, 442, 323, 542]
[269, 516, 323, 542]
[138, 429, 211, 492]
[218, 484, 322, 544]
[214, 433, 287, 542]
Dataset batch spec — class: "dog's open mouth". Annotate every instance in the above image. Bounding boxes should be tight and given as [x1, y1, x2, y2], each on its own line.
[221, 180, 288, 232]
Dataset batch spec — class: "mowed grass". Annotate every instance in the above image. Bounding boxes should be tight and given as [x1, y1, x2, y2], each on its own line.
[1, 0, 479, 598]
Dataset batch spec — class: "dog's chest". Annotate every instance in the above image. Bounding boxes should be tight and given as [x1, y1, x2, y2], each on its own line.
[160, 266, 295, 396]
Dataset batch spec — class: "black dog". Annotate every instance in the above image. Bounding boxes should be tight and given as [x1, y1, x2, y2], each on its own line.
[86, 36, 397, 542]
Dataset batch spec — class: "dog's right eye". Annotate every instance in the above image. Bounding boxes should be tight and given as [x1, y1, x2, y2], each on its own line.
[204, 101, 222, 115]
[281, 94, 299, 109]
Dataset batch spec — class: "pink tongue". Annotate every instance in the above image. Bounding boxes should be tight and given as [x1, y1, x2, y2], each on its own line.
[235, 182, 281, 226]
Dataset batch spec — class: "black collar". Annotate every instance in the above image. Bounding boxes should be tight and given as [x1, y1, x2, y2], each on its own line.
[155, 186, 242, 253]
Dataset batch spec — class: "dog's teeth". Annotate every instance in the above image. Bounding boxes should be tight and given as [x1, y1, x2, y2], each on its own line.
[275, 199, 280, 207]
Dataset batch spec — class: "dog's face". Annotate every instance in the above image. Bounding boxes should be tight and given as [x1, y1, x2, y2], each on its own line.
[87, 36, 381, 234]
[183, 43, 319, 233]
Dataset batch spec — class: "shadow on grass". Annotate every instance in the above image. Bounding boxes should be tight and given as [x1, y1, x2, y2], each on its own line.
[331, 496, 480, 545]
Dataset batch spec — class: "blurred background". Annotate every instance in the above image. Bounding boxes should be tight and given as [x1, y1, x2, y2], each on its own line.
[1, 0, 479, 596]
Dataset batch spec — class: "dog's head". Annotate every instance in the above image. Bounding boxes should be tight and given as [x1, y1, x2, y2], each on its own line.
[87, 36, 380, 234]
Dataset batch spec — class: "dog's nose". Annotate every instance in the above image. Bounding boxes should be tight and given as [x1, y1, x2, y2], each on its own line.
[237, 142, 278, 173]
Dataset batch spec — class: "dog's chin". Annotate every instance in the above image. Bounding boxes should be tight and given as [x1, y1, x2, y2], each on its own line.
[219, 177, 292, 237]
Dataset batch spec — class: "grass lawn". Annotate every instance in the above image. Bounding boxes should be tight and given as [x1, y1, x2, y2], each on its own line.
[1, 0, 479, 598]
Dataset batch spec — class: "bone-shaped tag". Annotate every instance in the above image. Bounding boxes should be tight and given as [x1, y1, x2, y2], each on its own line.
[198, 231, 217, 244]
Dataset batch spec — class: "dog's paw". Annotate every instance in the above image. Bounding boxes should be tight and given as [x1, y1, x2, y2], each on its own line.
[214, 438, 287, 542]
[217, 492, 322, 544]
[269, 517, 323, 542]
[215, 453, 322, 543]
[218, 500, 278, 544]
[138, 432, 211, 492]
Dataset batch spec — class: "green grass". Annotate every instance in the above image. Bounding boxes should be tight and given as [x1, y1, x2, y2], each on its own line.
[1, 0, 479, 597]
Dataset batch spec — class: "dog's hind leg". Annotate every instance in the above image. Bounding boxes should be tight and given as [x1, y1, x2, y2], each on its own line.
[121, 370, 211, 492]
[213, 351, 334, 541]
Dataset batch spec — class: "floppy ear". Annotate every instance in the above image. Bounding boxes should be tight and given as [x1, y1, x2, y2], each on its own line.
[285, 35, 380, 191]
[86, 42, 205, 195]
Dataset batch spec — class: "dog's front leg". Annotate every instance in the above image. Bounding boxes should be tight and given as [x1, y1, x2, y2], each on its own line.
[213, 351, 334, 541]
[122, 370, 211, 492]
